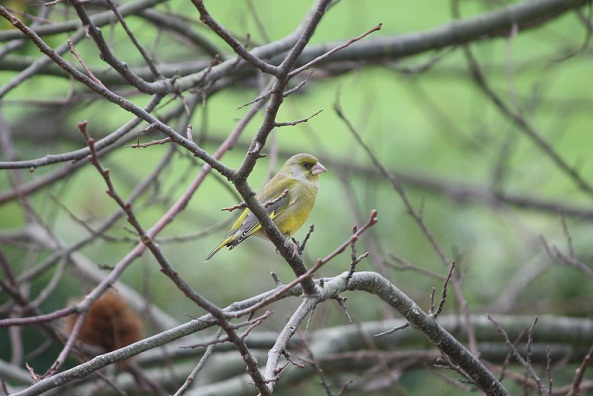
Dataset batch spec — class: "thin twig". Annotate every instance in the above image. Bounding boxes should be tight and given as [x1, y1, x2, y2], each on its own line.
[386, 255, 447, 281]
[182, 311, 272, 349]
[334, 296, 353, 324]
[374, 322, 409, 337]
[67, 39, 106, 89]
[541, 237, 593, 279]
[296, 327, 335, 396]
[127, 137, 172, 148]
[274, 110, 323, 127]
[488, 314, 548, 395]
[432, 261, 456, 318]
[105, 0, 162, 79]
[288, 23, 382, 77]
[190, 0, 278, 75]
[297, 224, 315, 255]
[567, 343, 593, 396]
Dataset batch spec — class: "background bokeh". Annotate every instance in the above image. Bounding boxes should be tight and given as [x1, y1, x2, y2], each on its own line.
[1, 0, 592, 394]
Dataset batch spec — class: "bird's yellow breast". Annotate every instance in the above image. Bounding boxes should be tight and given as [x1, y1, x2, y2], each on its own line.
[273, 182, 318, 237]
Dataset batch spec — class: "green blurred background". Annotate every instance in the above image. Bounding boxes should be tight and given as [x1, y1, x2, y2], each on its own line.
[1, 0, 592, 394]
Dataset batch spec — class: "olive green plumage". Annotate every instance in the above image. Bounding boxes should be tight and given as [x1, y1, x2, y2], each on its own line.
[205, 153, 327, 261]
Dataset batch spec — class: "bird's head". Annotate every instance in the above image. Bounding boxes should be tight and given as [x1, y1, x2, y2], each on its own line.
[284, 153, 327, 182]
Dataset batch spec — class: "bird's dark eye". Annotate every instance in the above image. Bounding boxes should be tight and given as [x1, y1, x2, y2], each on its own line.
[302, 161, 313, 169]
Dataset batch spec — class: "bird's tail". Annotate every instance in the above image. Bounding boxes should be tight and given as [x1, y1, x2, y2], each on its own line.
[204, 235, 233, 262]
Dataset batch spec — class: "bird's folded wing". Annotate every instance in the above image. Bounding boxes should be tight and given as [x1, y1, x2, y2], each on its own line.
[235, 181, 297, 243]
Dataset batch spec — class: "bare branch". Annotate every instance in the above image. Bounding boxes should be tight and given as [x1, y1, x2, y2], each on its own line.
[190, 0, 279, 76]
[274, 110, 323, 127]
[567, 343, 593, 396]
[288, 23, 382, 78]
[431, 261, 456, 319]
[488, 314, 547, 395]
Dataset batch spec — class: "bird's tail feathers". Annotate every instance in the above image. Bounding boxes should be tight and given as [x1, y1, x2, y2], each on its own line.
[204, 235, 233, 262]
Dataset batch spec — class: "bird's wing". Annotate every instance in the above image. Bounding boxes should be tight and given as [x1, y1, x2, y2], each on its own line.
[232, 177, 297, 245]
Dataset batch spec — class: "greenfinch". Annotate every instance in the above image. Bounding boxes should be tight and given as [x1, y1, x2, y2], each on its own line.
[205, 153, 327, 261]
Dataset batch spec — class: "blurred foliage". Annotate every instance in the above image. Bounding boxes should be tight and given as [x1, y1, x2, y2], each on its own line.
[1, 0, 593, 394]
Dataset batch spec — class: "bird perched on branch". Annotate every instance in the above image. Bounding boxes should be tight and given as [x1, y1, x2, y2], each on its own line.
[205, 153, 327, 261]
